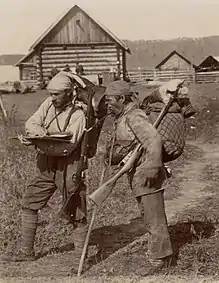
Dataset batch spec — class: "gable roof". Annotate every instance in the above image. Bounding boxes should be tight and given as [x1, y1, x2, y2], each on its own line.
[30, 5, 130, 53]
[155, 50, 196, 69]
[16, 5, 130, 67]
[0, 54, 24, 66]
[196, 55, 219, 70]
[198, 55, 219, 65]
[15, 50, 35, 67]
[212, 55, 219, 62]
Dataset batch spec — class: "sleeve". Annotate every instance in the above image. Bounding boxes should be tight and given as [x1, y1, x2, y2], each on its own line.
[126, 109, 163, 168]
[25, 97, 52, 136]
[67, 109, 86, 145]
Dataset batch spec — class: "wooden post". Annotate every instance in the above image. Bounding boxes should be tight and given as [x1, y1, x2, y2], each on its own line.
[153, 69, 157, 81]
[36, 47, 43, 87]
[193, 67, 197, 84]
[122, 49, 127, 81]
[19, 66, 23, 80]
[116, 45, 121, 79]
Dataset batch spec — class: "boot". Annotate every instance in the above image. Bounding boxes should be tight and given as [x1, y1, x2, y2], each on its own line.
[71, 221, 90, 274]
[135, 257, 165, 276]
[1, 208, 38, 262]
[0, 250, 35, 262]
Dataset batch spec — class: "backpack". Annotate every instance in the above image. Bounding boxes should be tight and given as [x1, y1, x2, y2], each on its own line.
[145, 106, 186, 162]
[140, 82, 195, 163]
[75, 76, 107, 159]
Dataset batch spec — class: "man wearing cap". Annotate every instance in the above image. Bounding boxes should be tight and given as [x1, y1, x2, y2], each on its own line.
[1, 71, 90, 273]
[104, 80, 173, 276]
[49, 65, 60, 80]
[75, 62, 84, 76]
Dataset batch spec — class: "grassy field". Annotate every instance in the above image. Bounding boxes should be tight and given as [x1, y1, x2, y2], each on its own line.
[0, 83, 219, 282]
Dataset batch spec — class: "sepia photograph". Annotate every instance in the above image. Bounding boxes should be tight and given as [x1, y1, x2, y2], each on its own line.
[0, 0, 219, 282]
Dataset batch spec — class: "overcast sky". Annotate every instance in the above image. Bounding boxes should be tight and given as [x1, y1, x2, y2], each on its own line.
[0, 0, 219, 54]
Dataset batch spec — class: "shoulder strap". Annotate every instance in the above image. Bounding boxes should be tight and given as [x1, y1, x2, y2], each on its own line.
[43, 103, 53, 127]
[62, 105, 80, 132]
[44, 103, 79, 132]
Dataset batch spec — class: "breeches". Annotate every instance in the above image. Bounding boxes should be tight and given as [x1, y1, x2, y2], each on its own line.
[22, 154, 86, 222]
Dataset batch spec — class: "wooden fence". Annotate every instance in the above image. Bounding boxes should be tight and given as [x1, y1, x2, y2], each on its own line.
[128, 69, 219, 84]
[195, 71, 219, 84]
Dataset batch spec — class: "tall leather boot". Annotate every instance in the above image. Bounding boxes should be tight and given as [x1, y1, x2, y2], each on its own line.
[1, 208, 37, 262]
[71, 221, 89, 274]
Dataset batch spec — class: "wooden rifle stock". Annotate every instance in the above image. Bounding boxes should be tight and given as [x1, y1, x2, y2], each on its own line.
[89, 94, 175, 207]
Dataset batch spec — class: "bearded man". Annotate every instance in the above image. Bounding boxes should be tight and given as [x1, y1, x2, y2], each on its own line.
[1, 71, 91, 273]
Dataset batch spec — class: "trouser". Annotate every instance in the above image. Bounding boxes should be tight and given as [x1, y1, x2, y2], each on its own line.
[129, 165, 173, 260]
[20, 153, 88, 259]
[23, 153, 87, 220]
[136, 191, 173, 259]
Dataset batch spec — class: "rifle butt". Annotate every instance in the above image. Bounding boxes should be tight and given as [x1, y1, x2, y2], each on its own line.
[89, 179, 116, 206]
[89, 144, 142, 206]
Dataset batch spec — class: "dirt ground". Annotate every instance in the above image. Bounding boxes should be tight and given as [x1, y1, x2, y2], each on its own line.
[1, 83, 219, 282]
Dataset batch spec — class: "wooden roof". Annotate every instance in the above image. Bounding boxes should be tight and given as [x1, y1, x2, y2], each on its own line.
[16, 5, 130, 66]
[155, 50, 196, 69]
[197, 55, 219, 68]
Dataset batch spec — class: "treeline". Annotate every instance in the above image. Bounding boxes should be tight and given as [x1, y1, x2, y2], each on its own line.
[124, 36, 219, 69]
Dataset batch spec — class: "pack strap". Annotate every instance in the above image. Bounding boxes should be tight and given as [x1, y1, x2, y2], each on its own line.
[44, 103, 79, 132]
[63, 105, 79, 132]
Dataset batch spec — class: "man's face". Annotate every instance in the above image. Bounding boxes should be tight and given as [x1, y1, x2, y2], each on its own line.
[50, 90, 71, 109]
[105, 95, 124, 117]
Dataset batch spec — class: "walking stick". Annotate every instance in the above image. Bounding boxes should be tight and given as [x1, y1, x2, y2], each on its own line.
[77, 165, 107, 277]
[0, 94, 7, 120]
[77, 136, 114, 277]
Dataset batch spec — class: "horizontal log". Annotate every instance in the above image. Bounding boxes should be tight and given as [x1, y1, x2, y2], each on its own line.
[41, 53, 118, 60]
[42, 50, 118, 57]
[43, 66, 117, 73]
[43, 42, 115, 47]
[42, 45, 117, 51]
[41, 55, 122, 62]
[42, 60, 117, 68]
[42, 48, 117, 54]
[196, 76, 219, 79]
[41, 56, 118, 62]
[41, 58, 118, 65]
[42, 47, 117, 52]
[42, 68, 114, 77]
[41, 61, 120, 68]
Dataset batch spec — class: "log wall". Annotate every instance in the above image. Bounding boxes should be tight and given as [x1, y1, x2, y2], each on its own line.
[39, 44, 123, 82]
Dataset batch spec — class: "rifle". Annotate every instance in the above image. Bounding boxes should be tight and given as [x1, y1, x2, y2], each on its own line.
[88, 92, 176, 207]
[58, 86, 95, 218]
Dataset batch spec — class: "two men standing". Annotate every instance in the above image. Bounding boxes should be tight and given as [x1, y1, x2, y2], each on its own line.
[2, 76, 173, 276]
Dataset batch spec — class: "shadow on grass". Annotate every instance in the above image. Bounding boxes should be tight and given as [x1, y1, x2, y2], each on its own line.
[169, 219, 216, 267]
[37, 216, 146, 259]
[37, 217, 216, 272]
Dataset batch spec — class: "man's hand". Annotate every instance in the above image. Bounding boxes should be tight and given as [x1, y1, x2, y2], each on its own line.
[17, 135, 32, 146]
[26, 128, 47, 137]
